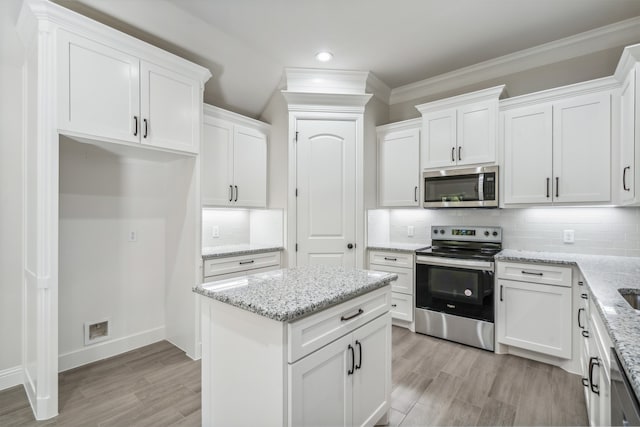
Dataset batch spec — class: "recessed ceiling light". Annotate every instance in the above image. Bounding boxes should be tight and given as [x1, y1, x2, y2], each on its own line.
[315, 51, 333, 62]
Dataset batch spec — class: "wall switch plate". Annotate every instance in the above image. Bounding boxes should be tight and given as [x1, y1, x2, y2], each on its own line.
[407, 226, 414, 237]
[563, 229, 575, 244]
[128, 231, 137, 242]
[212, 225, 220, 238]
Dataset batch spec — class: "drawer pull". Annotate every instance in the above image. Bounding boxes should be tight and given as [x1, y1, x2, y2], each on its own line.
[239, 260, 255, 265]
[581, 293, 588, 300]
[341, 308, 364, 322]
[582, 330, 590, 338]
[384, 257, 397, 261]
[391, 304, 397, 308]
[582, 377, 589, 387]
[578, 281, 584, 286]
[521, 270, 543, 276]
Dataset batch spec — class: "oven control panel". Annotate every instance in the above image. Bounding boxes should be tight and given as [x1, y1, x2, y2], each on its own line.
[430, 226, 502, 243]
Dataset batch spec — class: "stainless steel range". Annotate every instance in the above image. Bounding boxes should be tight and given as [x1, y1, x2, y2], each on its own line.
[415, 225, 502, 351]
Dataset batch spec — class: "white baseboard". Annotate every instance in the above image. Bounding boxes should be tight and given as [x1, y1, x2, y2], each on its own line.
[58, 326, 166, 372]
[0, 365, 23, 391]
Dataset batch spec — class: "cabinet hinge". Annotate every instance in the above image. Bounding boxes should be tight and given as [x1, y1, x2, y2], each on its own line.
[295, 243, 298, 252]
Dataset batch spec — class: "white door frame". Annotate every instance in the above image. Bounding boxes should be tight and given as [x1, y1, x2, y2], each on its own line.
[287, 109, 366, 269]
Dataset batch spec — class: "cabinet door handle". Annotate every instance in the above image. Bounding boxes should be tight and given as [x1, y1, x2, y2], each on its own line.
[500, 284, 503, 302]
[355, 340, 362, 370]
[589, 357, 600, 395]
[391, 304, 397, 308]
[341, 308, 363, 322]
[133, 116, 138, 136]
[577, 308, 584, 329]
[578, 281, 584, 286]
[239, 260, 255, 265]
[582, 330, 590, 338]
[581, 293, 588, 300]
[143, 118, 148, 138]
[234, 185, 238, 202]
[451, 147, 455, 162]
[458, 146, 462, 161]
[521, 270, 543, 276]
[623, 166, 631, 191]
[384, 257, 397, 261]
[555, 177, 559, 198]
[347, 344, 354, 375]
[546, 177, 550, 198]
[414, 186, 418, 202]
[229, 185, 233, 202]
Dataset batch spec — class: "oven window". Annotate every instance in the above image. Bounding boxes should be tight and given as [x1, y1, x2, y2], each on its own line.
[428, 267, 482, 305]
[425, 174, 479, 202]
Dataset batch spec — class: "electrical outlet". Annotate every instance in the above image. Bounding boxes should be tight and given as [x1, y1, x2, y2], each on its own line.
[407, 226, 414, 237]
[212, 225, 220, 238]
[128, 231, 137, 242]
[563, 229, 575, 244]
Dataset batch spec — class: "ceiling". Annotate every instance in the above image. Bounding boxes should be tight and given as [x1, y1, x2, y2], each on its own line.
[54, 0, 640, 118]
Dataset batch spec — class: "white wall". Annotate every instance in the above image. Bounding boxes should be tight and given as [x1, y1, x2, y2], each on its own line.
[369, 207, 640, 257]
[58, 139, 168, 369]
[0, 0, 25, 381]
[259, 90, 289, 210]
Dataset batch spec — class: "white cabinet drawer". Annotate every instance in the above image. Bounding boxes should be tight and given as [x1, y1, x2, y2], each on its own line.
[204, 251, 281, 278]
[368, 251, 414, 268]
[497, 261, 572, 287]
[391, 292, 413, 322]
[287, 286, 391, 363]
[369, 264, 413, 295]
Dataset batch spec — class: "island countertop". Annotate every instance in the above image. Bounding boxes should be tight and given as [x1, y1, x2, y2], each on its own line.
[193, 265, 397, 322]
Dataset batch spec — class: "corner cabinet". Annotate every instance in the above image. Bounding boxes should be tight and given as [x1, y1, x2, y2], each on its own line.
[416, 85, 505, 169]
[201, 105, 269, 207]
[377, 119, 420, 207]
[502, 82, 613, 206]
[57, 29, 204, 154]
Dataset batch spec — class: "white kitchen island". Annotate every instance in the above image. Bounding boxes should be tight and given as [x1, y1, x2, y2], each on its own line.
[193, 265, 397, 427]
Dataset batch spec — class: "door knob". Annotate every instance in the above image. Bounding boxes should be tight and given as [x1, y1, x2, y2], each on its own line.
[347, 243, 354, 249]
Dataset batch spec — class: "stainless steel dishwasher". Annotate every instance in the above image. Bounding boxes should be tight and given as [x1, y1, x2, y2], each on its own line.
[611, 348, 640, 426]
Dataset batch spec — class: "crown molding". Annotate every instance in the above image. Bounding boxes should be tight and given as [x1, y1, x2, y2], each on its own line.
[284, 68, 369, 94]
[390, 16, 640, 105]
[614, 43, 640, 81]
[416, 85, 506, 115]
[281, 91, 372, 113]
[366, 72, 391, 104]
[203, 104, 271, 131]
[376, 117, 421, 133]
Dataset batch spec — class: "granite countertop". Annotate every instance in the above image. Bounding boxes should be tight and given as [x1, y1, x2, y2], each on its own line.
[202, 244, 284, 260]
[496, 249, 640, 400]
[367, 243, 430, 253]
[193, 265, 397, 322]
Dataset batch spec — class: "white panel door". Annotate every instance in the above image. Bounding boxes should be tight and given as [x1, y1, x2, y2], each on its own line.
[140, 61, 200, 153]
[57, 30, 140, 143]
[201, 119, 234, 206]
[497, 279, 572, 359]
[352, 315, 391, 427]
[289, 332, 353, 427]
[620, 68, 636, 204]
[503, 104, 553, 204]
[296, 120, 356, 267]
[233, 125, 268, 207]
[553, 92, 611, 203]
[457, 100, 496, 166]
[421, 109, 457, 169]
[378, 128, 420, 206]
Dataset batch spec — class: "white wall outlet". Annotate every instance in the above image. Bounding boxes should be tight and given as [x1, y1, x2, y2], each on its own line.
[563, 229, 575, 244]
[128, 231, 137, 242]
[212, 225, 220, 238]
[407, 225, 414, 237]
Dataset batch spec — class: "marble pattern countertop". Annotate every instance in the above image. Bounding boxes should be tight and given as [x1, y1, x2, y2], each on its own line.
[193, 265, 397, 322]
[367, 243, 430, 253]
[202, 245, 284, 260]
[496, 249, 640, 401]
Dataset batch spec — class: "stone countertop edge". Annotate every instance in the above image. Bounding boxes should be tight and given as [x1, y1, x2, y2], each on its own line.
[495, 249, 640, 401]
[202, 246, 284, 260]
[193, 265, 397, 323]
[367, 243, 430, 253]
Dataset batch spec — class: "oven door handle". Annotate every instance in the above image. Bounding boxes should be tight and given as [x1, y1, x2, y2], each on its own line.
[416, 256, 494, 271]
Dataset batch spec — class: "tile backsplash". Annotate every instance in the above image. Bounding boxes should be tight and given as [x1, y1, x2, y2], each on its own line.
[202, 208, 283, 248]
[368, 207, 640, 257]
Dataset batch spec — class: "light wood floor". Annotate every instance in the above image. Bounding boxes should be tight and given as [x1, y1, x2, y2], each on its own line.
[0, 326, 587, 426]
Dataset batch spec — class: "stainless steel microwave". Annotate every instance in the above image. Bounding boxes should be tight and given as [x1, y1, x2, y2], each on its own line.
[423, 166, 498, 208]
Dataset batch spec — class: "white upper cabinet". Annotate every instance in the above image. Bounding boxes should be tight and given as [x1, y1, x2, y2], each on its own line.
[377, 120, 420, 207]
[57, 29, 208, 154]
[502, 82, 613, 206]
[620, 67, 636, 204]
[201, 105, 269, 208]
[416, 86, 504, 170]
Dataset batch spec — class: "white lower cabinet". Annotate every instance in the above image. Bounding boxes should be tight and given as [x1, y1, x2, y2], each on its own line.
[202, 251, 281, 281]
[496, 262, 572, 359]
[368, 250, 415, 325]
[289, 314, 391, 427]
